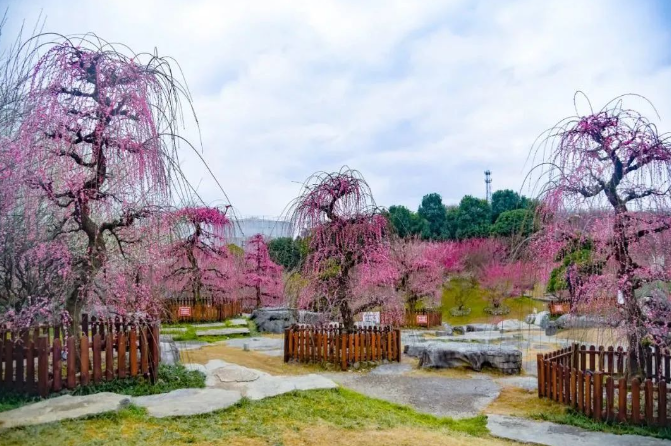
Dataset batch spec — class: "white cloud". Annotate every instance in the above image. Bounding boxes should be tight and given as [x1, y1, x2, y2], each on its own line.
[3, 0, 671, 215]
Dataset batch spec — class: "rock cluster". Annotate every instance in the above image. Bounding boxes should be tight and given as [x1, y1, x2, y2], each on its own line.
[251, 307, 323, 333]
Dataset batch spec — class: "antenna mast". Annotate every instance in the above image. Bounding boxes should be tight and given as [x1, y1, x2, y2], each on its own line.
[485, 170, 492, 203]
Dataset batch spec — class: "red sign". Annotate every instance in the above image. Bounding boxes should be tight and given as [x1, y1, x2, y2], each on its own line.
[416, 314, 428, 326]
[178, 306, 192, 317]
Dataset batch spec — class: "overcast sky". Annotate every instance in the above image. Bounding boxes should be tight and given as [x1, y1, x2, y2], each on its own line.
[3, 0, 671, 217]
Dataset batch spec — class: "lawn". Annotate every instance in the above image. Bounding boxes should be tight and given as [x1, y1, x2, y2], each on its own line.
[0, 388, 521, 446]
[441, 286, 546, 326]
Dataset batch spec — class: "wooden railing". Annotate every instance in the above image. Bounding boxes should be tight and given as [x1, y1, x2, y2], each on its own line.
[164, 298, 242, 323]
[0, 315, 159, 398]
[284, 325, 401, 371]
[381, 309, 442, 328]
[538, 344, 671, 427]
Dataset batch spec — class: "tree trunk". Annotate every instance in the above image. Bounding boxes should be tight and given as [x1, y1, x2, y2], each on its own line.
[340, 300, 354, 332]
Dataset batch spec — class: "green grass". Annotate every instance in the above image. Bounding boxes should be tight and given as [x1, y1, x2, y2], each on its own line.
[532, 409, 671, 440]
[0, 388, 491, 445]
[0, 364, 205, 413]
[441, 286, 546, 325]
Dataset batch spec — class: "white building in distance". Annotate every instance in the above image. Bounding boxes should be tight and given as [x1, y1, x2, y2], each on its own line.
[229, 216, 294, 247]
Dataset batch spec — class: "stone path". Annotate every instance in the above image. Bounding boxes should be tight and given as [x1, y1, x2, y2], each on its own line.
[193, 359, 337, 400]
[0, 360, 336, 429]
[0, 393, 130, 429]
[323, 366, 500, 419]
[487, 414, 671, 445]
[133, 388, 241, 418]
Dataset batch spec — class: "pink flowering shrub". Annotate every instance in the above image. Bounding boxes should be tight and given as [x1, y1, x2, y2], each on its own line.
[241, 234, 284, 308]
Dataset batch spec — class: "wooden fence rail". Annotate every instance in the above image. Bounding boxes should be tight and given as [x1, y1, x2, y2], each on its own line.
[164, 298, 242, 323]
[284, 325, 401, 371]
[538, 343, 671, 427]
[0, 315, 159, 398]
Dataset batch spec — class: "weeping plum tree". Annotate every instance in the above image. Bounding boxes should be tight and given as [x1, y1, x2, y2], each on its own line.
[242, 234, 283, 308]
[16, 37, 197, 333]
[290, 168, 392, 330]
[531, 96, 671, 375]
[163, 207, 238, 303]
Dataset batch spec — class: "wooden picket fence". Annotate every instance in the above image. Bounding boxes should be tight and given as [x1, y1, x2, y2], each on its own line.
[381, 309, 442, 328]
[538, 343, 671, 427]
[0, 314, 160, 398]
[284, 325, 401, 371]
[164, 297, 242, 323]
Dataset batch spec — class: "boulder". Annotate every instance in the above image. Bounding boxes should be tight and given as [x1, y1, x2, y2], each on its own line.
[436, 323, 454, 337]
[251, 307, 298, 333]
[554, 314, 613, 329]
[525, 311, 550, 329]
[453, 325, 466, 335]
[132, 388, 241, 418]
[160, 337, 181, 365]
[404, 341, 522, 374]
[466, 323, 498, 332]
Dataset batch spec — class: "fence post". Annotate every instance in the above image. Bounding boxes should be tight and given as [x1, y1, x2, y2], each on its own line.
[37, 336, 49, 398]
[340, 331, 347, 371]
[396, 329, 401, 362]
[659, 380, 667, 427]
[593, 372, 603, 421]
[537, 355, 545, 397]
[149, 325, 160, 383]
[284, 328, 290, 363]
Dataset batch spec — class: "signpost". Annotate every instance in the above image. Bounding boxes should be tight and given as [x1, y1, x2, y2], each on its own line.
[362, 311, 380, 325]
[178, 306, 192, 317]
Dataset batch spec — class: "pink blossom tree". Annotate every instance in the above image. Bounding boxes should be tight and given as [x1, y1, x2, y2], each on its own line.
[163, 206, 238, 303]
[14, 38, 198, 333]
[387, 239, 444, 313]
[530, 96, 671, 375]
[290, 168, 394, 330]
[242, 234, 283, 308]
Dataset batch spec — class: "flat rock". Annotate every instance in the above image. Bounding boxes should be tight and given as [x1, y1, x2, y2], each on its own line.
[487, 414, 670, 446]
[227, 318, 248, 326]
[183, 363, 207, 374]
[0, 393, 130, 429]
[132, 388, 241, 418]
[405, 342, 522, 374]
[161, 327, 187, 333]
[212, 366, 261, 383]
[196, 328, 250, 336]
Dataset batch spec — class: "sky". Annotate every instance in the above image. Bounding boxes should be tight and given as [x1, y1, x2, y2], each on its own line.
[2, 0, 671, 218]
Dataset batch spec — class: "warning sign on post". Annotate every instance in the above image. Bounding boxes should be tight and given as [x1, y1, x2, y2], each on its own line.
[178, 306, 192, 317]
[416, 314, 428, 326]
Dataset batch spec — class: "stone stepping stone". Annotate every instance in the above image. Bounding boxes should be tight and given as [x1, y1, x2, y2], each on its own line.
[227, 319, 248, 326]
[161, 327, 188, 333]
[132, 388, 241, 418]
[196, 328, 250, 336]
[0, 393, 129, 429]
[213, 366, 261, 383]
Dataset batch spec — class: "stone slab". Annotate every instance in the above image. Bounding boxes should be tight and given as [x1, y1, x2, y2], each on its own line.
[405, 341, 522, 374]
[487, 414, 671, 446]
[132, 388, 241, 418]
[228, 318, 248, 326]
[161, 327, 187, 333]
[0, 393, 130, 429]
[196, 328, 250, 337]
